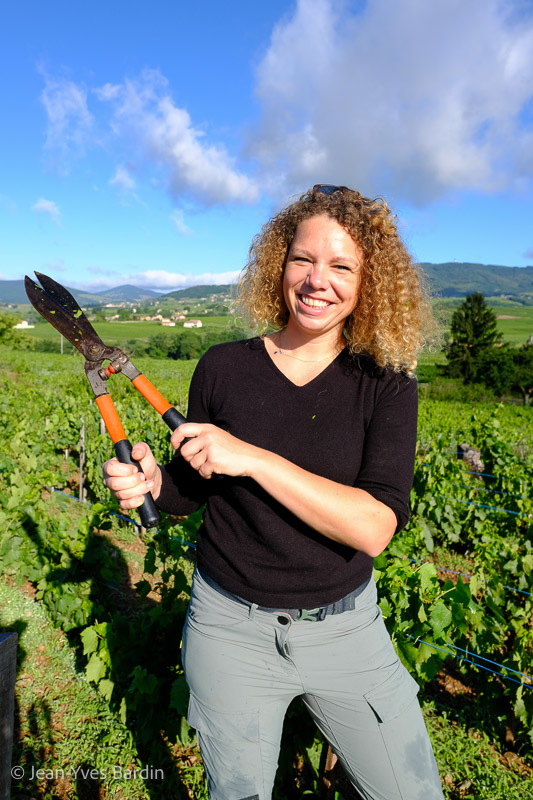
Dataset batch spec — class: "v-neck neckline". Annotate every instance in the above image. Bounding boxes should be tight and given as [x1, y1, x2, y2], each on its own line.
[259, 336, 346, 389]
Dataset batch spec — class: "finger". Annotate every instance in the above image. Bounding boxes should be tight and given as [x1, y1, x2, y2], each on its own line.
[119, 492, 153, 510]
[103, 458, 139, 478]
[118, 483, 154, 504]
[188, 449, 215, 478]
[130, 442, 153, 463]
[104, 472, 149, 494]
[177, 422, 209, 438]
[170, 426, 204, 452]
[178, 436, 205, 461]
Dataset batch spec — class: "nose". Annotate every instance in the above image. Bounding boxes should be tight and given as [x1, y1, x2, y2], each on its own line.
[304, 263, 328, 289]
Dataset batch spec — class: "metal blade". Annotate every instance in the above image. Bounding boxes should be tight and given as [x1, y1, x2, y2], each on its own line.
[24, 273, 112, 362]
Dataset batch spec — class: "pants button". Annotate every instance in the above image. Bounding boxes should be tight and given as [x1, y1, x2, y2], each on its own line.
[277, 616, 289, 625]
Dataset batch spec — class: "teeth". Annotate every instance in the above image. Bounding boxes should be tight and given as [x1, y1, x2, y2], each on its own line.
[300, 295, 330, 308]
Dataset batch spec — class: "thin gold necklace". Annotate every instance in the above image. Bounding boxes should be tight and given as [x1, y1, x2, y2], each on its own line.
[271, 333, 344, 363]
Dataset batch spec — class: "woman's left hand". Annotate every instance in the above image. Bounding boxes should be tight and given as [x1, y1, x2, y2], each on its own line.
[171, 423, 258, 479]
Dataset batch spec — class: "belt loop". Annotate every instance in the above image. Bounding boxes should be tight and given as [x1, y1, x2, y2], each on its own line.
[249, 603, 258, 620]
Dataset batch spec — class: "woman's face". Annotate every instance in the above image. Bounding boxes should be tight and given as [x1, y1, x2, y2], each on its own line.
[283, 215, 363, 339]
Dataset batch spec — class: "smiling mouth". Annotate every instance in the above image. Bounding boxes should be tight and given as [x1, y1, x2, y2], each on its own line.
[299, 294, 331, 309]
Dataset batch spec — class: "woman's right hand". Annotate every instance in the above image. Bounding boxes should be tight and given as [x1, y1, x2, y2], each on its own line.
[102, 442, 162, 510]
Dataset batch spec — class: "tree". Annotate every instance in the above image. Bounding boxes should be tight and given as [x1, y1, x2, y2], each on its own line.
[473, 346, 515, 397]
[445, 293, 501, 382]
[471, 342, 533, 404]
[513, 345, 533, 406]
[0, 312, 18, 345]
[0, 312, 34, 349]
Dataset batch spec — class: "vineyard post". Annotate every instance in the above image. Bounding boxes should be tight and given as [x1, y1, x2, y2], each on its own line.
[0, 632, 17, 800]
[79, 421, 86, 502]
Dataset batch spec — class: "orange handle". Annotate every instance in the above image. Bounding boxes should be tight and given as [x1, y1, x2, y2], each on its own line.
[96, 394, 127, 444]
[132, 374, 172, 415]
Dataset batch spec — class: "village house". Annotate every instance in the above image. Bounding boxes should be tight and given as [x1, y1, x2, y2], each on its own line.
[12, 320, 34, 329]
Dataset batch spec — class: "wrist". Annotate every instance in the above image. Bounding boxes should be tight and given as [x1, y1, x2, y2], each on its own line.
[245, 446, 277, 482]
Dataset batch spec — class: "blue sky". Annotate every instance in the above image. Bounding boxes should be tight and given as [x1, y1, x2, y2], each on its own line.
[1, 0, 532, 292]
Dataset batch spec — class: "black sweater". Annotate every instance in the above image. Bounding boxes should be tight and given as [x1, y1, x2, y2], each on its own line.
[157, 337, 418, 608]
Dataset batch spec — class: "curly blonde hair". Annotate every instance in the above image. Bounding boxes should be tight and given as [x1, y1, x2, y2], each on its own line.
[239, 185, 433, 370]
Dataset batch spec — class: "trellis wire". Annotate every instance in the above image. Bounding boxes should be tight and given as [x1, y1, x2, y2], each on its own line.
[45, 487, 531, 691]
[404, 634, 533, 689]
[406, 557, 532, 597]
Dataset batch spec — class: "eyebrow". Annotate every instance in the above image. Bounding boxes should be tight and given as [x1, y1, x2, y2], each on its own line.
[289, 247, 360, 267]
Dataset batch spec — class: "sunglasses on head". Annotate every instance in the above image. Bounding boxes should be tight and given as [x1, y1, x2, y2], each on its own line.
[312, 184, 350, 195]
[313, 184, 379, 214]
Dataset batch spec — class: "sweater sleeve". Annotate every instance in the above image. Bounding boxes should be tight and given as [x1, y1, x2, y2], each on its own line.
[156, 354, 211, 516]
[354, 371, 418, 533]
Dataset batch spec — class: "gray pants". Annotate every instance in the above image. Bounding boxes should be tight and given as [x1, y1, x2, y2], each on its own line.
[182, 569, 444, 800]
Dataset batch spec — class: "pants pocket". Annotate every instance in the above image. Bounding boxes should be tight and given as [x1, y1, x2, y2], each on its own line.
[187, 571, 249, 629]
[363, 660, 420, 723]
[187, 690, 260, 743]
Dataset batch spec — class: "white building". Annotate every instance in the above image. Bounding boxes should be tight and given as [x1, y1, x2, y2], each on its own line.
[12, 320, 35, 329]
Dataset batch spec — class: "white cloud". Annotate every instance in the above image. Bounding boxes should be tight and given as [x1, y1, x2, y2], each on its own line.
[31, 198, 62, 226]
[39, 69, 93, 171]
[110, 165, 136, 192]
[99, 69, 259, 206]
[69, 269, 240, 292]
[93, 82, 121, 101]
[249, 0, 533, 205]
[41, 69, 258, 206]
[170, 209, 193, 235]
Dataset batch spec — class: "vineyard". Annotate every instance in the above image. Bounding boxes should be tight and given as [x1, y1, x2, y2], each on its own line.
[1, 345, 533, 799]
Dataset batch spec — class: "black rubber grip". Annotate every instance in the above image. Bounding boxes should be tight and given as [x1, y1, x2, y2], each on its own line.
[114, 438, 161, 529]
[162, 407, 187, 431]
[162, 406, 194, 448]
[161, 406, 222, 480]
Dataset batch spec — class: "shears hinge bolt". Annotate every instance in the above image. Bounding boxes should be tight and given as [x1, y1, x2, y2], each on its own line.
[98, 360, 124, 381]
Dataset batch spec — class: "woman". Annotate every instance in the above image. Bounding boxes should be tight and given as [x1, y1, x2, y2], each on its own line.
[103, 185, 444, 800]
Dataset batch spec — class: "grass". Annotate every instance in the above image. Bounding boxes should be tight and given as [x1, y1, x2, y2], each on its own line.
[491, 305, 533, 344]
[0, 345, 199, 414]
[423, 697, 533, 799]
[0, 576, 151, 800]
[22, 316, 246, 345]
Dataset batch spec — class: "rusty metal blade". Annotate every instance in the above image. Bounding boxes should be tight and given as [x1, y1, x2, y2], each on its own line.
[24, 273, 111, 362]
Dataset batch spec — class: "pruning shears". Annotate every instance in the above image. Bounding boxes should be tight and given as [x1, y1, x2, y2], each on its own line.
[25, 272, 187, 529]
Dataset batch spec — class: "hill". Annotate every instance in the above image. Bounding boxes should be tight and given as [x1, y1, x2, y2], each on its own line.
[420, 263, 533, 297]
[0, 280, 160, 306]
[94, 284, 160, 302]
[2, 263, 533, 306]
[160, 284, 236, 300]
[1, 279, 107, 306]
[0, 279, 235, 306]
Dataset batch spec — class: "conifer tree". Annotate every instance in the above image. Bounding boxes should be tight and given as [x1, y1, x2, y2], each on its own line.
[445, 293, 500, 381]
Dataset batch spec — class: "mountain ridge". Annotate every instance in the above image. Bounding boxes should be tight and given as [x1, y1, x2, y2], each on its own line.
[2, 263, 533, 305]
